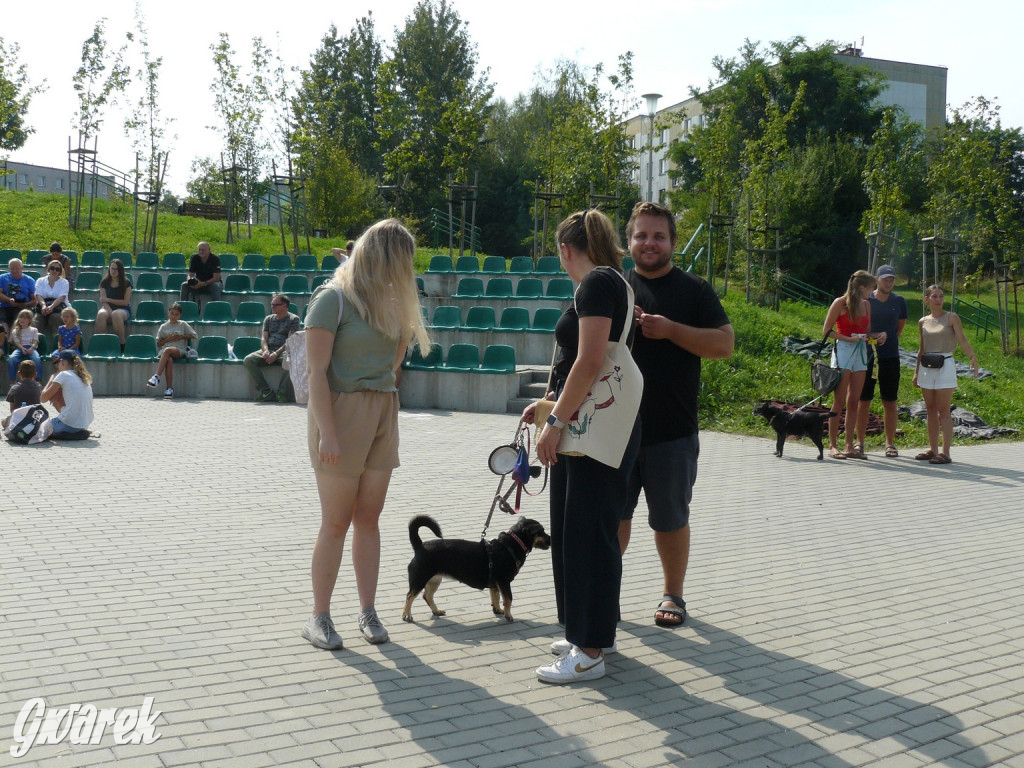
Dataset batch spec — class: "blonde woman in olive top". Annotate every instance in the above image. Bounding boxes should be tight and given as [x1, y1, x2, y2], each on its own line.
[301, 219, 430, 651]
[912, 285, 979, 465]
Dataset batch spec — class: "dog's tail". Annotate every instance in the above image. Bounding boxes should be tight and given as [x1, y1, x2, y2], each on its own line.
[409, 515, 443, 552]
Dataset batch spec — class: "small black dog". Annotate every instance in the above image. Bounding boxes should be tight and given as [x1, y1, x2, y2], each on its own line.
[402, 514, 550, 623]
[753, 401, 829, 460]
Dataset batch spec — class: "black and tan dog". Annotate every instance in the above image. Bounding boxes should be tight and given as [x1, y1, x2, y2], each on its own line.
[753, 401, 829, 460]
[401, 514, 550, 623]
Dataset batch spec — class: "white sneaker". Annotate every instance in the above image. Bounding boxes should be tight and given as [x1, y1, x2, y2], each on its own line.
[163, 387, 174, 398]
[147, 375, 159, 387]
[536, 645, 605, 684]
[302, 613, 343, 650]
[550, 638, 616, 656]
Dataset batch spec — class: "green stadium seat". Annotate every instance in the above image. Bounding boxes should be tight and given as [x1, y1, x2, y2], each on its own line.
[484, 278, 513, 298]
[282, 275, 310, 295]
[177, 301, 200, 323]
[252, 274, 281, 295]
[454, 256, 479, 273]
[25, 271, 39, 281]
[71, 300, 98, 322]
[110, 251, 132, 267]
[481, 256, 507, 274]
[83, 334, 121, 361]
[223, 274, 251, 295]
[134, 301, 167, 325]
[535, 256, 562, 274]
[27, 250, 48, 265]
[62, 251, 78, 264]
[416, 276, 425, 294]
[497, 306, 530, 332]
[133, 273, 164, 293]
[426, 256, 454, 273]
[530, 307, 561, 333]
[235, 302, 266, 325]
[218, 253, 239, 271]
[36, 335, 49, 356]
[321, 255, 341, 272]
[80, 251, 106, 268]
[231, 336, 262, 360]
[294, 254, 318, 272]
[122, 334, 158, 361]
[267, 254, 292, 271]
[0, 249, 21, 260]
[545, 278, 574, 299]
[312, 274, 330, 290]
[200, 301, 233, 325]
[515, 278, 543, 299]
[196, 335, 230, 361]
[476, 344, 516, 373]
[242, 254, 266, 271]
[462, 306, 495, 331]
[453, 277, 483, 298]
[166, 273, 188, 291]
[162, 253, 187, 270]
[442, 343, 479, 371]
[403, 343, 442, 370]
[75, 272, 102, 291]
[430, 306, 462, 328]
[135, 252, 159, 270]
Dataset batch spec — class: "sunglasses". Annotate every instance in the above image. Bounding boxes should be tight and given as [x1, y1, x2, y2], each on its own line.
[48, 267, 61, 272]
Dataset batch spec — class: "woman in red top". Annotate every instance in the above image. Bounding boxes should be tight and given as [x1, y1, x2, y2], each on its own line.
[822, 270, 886, 459]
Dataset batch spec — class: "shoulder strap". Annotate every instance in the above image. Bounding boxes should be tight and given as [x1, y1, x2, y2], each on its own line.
[333, 285, 344, 327]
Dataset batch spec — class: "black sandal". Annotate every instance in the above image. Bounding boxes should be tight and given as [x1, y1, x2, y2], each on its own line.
[654, 594, 687, 628]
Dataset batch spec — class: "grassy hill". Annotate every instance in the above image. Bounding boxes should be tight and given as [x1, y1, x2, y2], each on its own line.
[2, 189, 1020, 448]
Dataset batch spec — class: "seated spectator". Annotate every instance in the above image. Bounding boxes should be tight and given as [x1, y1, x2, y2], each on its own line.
[95, 258, 132, 348]
[2, 359, 42, 429]
[51, 307, 83, 360]
[146, 302, 197, 400]
[48, 242, 76, 293]
[180, 241, 222, 304]
[0, 258, 38, 330]
[243, 293, 300, 402]
[34, 260, 71, 337]
[40, 350, 94, 438]
[7, 309, 41, 382]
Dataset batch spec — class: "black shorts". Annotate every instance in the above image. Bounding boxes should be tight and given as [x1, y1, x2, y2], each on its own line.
[860, 356, 901, 402]
[625, 434, 698, 532]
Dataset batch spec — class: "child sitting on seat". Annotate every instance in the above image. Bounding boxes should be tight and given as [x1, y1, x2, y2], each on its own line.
[147, 302, 197, 399]
[52, 306, 83, 360]
[7, 309, 41, 382]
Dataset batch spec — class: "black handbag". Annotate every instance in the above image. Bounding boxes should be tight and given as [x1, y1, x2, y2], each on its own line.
[920, 352, 947, 369]
[811, 333, 842, 396]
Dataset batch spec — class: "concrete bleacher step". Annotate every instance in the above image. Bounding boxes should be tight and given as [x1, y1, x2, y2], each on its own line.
[507, 367, 550, 414]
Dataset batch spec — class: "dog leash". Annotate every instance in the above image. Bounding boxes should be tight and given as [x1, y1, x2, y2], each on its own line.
[481, 419, 547, 540]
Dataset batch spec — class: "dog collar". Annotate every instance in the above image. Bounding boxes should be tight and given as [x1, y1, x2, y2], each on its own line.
[506, 530, 528, 553]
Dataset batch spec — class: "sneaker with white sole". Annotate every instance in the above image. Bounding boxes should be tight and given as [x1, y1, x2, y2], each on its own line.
[536, 645, 605, 684]
[550, 638, 616, 656]
[163, 387, 174, 398]
[147, 375, 159, 387]
[302, 613, 344, 650]
[358, 608, 389, 644]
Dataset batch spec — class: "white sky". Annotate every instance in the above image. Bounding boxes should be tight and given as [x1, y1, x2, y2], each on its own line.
[4, 0, 1020, 196]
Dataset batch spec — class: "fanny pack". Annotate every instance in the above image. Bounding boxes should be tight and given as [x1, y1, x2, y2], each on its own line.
[920, 353, 948, 369]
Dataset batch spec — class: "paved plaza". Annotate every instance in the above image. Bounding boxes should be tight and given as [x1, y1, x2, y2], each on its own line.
[2, 398, 1023, 767]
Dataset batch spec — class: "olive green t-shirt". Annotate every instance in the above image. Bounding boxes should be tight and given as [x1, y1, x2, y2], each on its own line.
[303, 284, 399, 392]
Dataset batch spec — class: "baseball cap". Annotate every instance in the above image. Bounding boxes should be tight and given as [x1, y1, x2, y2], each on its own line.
[57, 350, 77, 362]
[876, 264, 896, 278]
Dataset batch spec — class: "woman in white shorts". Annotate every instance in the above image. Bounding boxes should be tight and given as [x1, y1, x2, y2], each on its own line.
[913, 285, 979, 464]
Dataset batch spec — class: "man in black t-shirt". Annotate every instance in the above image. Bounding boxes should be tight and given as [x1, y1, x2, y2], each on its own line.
[621, 202, 734, 628]
[180, 241, 222, 303]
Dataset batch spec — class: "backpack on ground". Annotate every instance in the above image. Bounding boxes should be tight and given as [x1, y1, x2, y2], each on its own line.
[4, 404, 52, 444]
[284, 284, 344, 405]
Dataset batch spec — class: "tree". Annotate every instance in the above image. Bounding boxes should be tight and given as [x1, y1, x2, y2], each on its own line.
[302, 144, 381, 237]
[0, 38, 45, 154]
[186, 157, 225, 204]
[377, 0, 493, 218]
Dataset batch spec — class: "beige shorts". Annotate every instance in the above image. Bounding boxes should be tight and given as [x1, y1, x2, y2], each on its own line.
[308, 390, 400, 476]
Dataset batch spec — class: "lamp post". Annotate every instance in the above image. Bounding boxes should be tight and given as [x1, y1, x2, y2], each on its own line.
[641, 92, 661, 202]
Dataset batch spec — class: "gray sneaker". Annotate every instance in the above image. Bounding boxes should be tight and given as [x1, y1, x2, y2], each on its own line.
[358, 608, 389, 644]
[302, 613, 344, 650]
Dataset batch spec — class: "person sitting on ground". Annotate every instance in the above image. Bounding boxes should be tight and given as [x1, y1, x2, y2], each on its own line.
[0, 258, 38, 331]
[51, 306, 83, 360]
[95, 258, 133, 348]
[7, 309, 41, 382]
[34, 259, 71, 338]
[47, 242, 76, 293]
[180, 241, 222, 304]
[147, 302, 197, 399]
[40, 351, 94, 438]
[3, 359, 42, 429]
[243, 293, 300, 402]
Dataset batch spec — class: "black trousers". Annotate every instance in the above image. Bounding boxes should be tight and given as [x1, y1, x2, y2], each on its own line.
[549, 417, 641, 649]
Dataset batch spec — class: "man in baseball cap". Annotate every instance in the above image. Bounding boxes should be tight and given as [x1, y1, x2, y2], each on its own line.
[855, 263, 907, 456]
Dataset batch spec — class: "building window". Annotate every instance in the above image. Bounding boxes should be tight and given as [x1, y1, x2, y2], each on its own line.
[659, 158, 667, 176]
[37, 176, 46, 188]
[683, 118, 691, 133]
[658, 189, 667, 204]
[18, 173, 28, 186]
[55, 178, 64, 190]
[661, 128, 670, 145]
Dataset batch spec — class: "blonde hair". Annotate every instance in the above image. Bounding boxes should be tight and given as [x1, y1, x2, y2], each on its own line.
[47, 259, 65, 278]
[556, 209, 624, 269]
[11, 309, 33, 344]
[64, 354, 93, 385]
[332, 219, 430, 352]
[844, 270, 875, 320]
[61, 306, 79, 324]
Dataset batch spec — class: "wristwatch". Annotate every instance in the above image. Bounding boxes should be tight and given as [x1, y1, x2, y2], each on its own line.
[546, 413, 566, 430]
